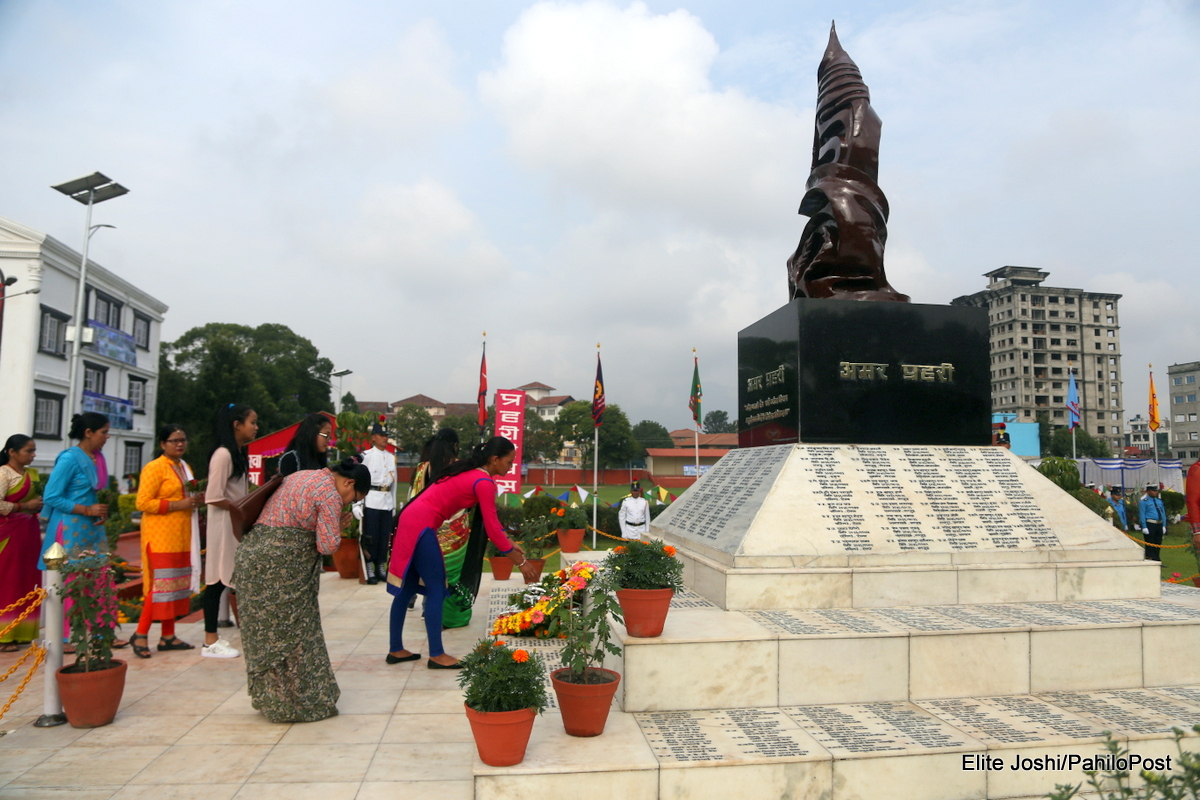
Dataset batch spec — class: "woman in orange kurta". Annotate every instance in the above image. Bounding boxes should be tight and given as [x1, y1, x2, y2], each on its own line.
[131, 424, 204, 658]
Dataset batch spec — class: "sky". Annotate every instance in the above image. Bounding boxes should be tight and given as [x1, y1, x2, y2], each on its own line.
[1, 0, 1197, 432]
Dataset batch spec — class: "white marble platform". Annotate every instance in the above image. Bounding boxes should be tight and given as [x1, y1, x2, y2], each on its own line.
[477, 686, 1200, 800]
[676, 546, 1160, 610]
[600, 600, 1200, 712]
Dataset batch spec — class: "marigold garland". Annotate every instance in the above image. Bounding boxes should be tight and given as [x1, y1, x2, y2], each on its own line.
[491, 561, 600, 637]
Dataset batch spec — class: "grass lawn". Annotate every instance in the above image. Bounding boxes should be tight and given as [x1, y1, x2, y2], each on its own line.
[1156, 521, 1199, 582]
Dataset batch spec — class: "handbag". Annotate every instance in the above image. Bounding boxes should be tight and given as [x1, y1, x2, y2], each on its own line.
[228, 474, 284, 542]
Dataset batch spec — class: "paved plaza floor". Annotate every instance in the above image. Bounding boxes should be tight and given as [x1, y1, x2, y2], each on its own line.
[0, 572, 517, 800]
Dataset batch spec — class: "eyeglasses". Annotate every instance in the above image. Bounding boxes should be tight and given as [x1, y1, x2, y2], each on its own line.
[318, 432, 331, 440]
[166, 438, 188, 444]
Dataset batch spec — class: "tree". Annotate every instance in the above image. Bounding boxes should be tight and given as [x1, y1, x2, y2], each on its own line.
[632, 420, 674, 450]
[1047, 426, 1112, 458]
[340, 392, 359, 413]
[703, 410, 736, 433]
[440, 413, 484, 452]
[392, 404, 434, 457]
[555, 401, 640, 469]
[523, 412, 564, 464]
[157, 322, 334, 477]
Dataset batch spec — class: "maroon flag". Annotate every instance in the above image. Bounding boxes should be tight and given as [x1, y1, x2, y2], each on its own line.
[477, 344, 488, 437]
[592, 352, 605, 427]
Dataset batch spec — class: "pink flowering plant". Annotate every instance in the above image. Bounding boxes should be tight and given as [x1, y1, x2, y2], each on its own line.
[58, 550, 122, 673]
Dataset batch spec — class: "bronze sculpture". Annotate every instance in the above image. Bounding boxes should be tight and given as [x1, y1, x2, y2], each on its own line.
[787, 23, 909, 303]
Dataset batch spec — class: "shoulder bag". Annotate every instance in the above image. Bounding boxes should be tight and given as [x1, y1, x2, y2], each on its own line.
[228, 474, 284, 541]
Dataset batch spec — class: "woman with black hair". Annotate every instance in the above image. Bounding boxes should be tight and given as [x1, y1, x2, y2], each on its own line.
[201, 403, 259, 658]
[0, 435, 42, 651]
[131, 424, 204, 657]
[408, 428, 473, 627]
[40, 412, 127, 648]
[386, 437, 537, 668]
[233, 457, 370, 723]
[278, 413, 331, 476]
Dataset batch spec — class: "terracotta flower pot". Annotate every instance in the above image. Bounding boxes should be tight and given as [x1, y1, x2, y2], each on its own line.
[488, 556, 514, 580]
[56, 659, 128, 728]
[1193, 577, 1200, 588]
[332, 538, 361, 579]
[523, 558, 546, 584]
[557, 528, 585, 553]
[551, 667, 621, 737]
[616, 588, 674, 637]
[464, 704, 537, 766]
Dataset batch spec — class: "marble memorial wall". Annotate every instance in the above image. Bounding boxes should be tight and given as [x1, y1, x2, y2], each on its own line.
[654, 444, 1088, 557]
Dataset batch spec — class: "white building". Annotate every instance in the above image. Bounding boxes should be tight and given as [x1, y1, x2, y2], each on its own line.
[0, 214, 167, 478]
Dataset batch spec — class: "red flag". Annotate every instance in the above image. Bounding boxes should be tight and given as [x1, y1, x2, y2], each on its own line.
[477, 344, 488, 436]
[592, 352, 605, 427]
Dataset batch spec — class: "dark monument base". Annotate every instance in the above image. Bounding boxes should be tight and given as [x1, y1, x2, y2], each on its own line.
[738, 298, 989, 447]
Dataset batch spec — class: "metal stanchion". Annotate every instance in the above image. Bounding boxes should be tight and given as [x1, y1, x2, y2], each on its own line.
[35, 542, 66, 727]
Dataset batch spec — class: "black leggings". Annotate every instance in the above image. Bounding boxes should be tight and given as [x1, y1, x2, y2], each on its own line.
[203, 581, 229, 634]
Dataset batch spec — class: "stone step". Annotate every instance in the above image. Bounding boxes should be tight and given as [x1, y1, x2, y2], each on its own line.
[475, 686, 1200, 800]
[604, 598, 1200, 712]
[675, 544, 1160, 610]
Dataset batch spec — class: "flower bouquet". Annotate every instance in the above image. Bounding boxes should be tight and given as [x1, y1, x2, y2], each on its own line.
[491, 561, 605, 639]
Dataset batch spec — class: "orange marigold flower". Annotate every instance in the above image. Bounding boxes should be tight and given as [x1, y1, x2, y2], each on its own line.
[614, 546, 627, 553]
[494, 640, 506, 647]
[512, 649, 529, 663]
[663, 545, 676, 556]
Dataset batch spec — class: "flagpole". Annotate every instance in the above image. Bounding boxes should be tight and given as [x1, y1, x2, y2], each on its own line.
[478, 331, 488, 444]
[592, 343, 600, 549]
[1149, 363, 1160, 464]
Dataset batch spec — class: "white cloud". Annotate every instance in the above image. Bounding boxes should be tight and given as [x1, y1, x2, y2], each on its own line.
[479, 1, 809, 235]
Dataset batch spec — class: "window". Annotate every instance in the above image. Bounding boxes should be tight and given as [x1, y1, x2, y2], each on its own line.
[1189, 376, 1197, 384]
[1053, 410, 1064, 418]
[1110, 371, 1118, 379]
[1110, 357, 1117, 365]
[1191, 394, 1198, 403]
[132, 313, 151, 349]
[1176, 377, 1184, 385]
[1066, 326, 1077, 333]
[1111, 383, 1118, 394]
[128, 376, 147, 411]
[92, 291, 123, 329]
[1107, 343, 1116, 350]
[33, 391, 64, 439]
[1096, 427, 1105, 435]
[1107, 330, 1115, 337]
[1066, 339, 1077, 347]
[1111, 426, 1119, 435]
[1177, 414, 1187, 423]
[123, 442, 144, 477]
[1176, 395, 1185, 404]
[1192, 432, 1199, 441]
[1191, 413, 1198, 422]
[1106, 302, 1114, 310]
[1097, 412, 1105, 420]
[1112, 412, 1120, 420]
[1107, 316, 1115, 324]
[38, 306, 70, 356]
[1066, 297, 1075, 304]
[83, 362, 107, 395]
[1050, 338, 1061, 346]
[1052, 395, 1064, 403]
[1050, 324, 1061, 332]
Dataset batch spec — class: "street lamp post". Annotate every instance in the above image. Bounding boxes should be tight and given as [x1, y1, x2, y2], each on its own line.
[51, 172, 128, 419]
[333, 369, 352, 413]
[0, 268, 41, 365]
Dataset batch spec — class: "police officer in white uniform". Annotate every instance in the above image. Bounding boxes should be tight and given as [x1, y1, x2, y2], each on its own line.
[618, 483, 650, 541]
[359, 419, 396, 584]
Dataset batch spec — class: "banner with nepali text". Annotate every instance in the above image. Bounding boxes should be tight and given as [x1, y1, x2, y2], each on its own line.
[492, 389, 526, 496]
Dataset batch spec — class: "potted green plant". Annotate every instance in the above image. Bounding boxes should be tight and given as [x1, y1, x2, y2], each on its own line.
[517, 516, 555, 583]
[457, 637, 549, 766]
[607, 539, 684, 637]
[333, 515, 362, 579]
[486, 541, 514, 581]
[554, 503, 589, 553]
[546, 562, 624, 736]
[56, 550, 127, 728]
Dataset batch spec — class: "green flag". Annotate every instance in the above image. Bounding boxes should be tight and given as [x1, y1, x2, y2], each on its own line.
[689, 356, 702, 426]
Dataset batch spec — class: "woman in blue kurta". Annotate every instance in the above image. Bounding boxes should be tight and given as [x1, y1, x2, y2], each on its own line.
[40, 412, 126, 647]
[40, 413, 111, 568]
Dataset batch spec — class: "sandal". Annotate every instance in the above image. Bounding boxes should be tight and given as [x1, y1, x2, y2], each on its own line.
[130, 633, 152, 659]
[157, 637, 194, 651]
[0, 642, 20, 653]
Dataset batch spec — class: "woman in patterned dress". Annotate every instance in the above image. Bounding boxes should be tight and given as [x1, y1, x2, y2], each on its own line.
[0, 435, 43, 651]
[233, 457, 370, 723]
[130, 424, 204, 658]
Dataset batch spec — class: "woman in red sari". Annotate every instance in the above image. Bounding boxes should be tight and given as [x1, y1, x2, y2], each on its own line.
[0, 435, 43, 651]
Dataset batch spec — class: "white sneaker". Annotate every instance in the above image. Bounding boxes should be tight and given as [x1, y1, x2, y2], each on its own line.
[201, 640, 240, 658]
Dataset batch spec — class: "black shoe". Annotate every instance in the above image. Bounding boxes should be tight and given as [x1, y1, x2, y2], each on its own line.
[407, 596, 416, 609]
[386, 652, 421, 664]
[427, 659, 462, 670]
[366, 576, 379, 585]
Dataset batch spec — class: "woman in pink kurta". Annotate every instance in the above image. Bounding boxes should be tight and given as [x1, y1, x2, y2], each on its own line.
[0, 435, 42, 650]
[386, 437, 535, 668]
